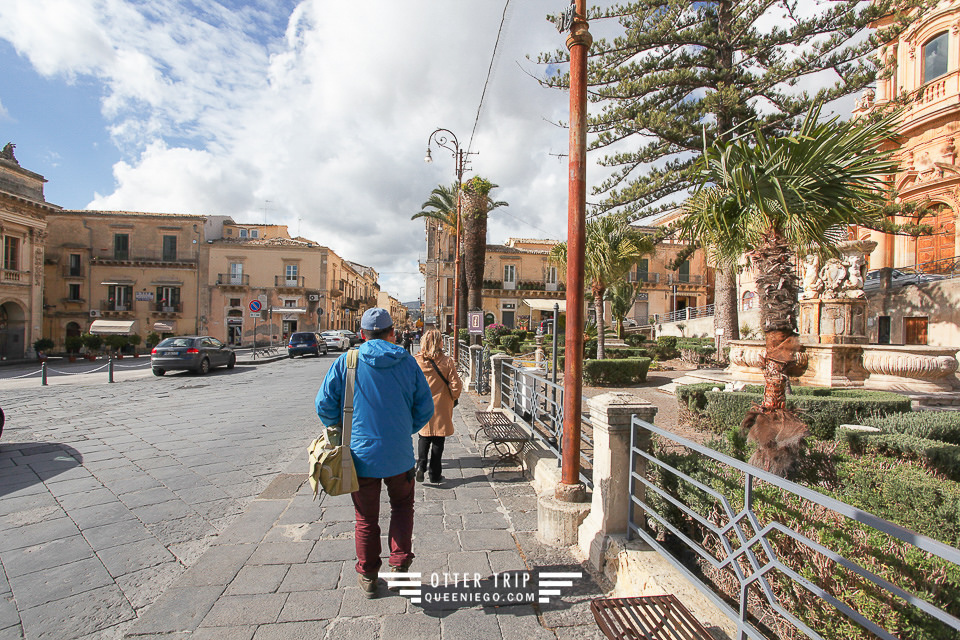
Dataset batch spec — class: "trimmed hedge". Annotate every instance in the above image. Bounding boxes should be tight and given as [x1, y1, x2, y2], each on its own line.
[862, 411, 960, 445]
[655, 335, 679, 359]
[676, 383, 912, 439]
[499, 335, 520, 353]
[583, 357, 651, 386]
[606, 347, 651, 359]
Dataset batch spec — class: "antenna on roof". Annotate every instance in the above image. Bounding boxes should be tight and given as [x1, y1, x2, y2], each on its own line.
[262, 200, 272, 225]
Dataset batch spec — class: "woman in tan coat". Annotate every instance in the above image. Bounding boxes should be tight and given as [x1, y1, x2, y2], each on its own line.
[414, 329, 463, 484]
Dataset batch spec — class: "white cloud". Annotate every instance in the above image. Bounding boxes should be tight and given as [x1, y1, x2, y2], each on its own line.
[0, 97, 8, 121]
[0, 0, 588, 300]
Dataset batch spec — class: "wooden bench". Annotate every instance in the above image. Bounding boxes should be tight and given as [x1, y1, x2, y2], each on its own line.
[474, 411, 530, 475]
[591, 595, 713, 639]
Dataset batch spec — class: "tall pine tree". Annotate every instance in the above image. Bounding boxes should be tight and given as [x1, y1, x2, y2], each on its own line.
[539, 0, 927, 351]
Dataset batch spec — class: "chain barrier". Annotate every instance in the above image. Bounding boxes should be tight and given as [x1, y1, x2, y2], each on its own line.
[0, 368, 44, 380]
[45, 362, 113, 376]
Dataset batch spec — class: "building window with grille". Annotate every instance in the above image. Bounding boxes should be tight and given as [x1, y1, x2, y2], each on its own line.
[109, 285, 133, 311]
[250, 229, 259, 238]
[114, 234, 129, 260]
[156, 286, 181, 312]
[923, 32, 949, 84]
[239, 229, 248, 238]
[68, 283, 81, 301]
[3, 236, 19, 271]
[229, 298, 241, 307]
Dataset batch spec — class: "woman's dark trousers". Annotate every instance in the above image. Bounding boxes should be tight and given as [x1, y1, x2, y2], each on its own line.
[417, 435, 446, 482]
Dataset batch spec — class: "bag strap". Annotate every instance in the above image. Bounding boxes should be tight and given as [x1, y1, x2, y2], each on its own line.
[342, 349, 359, 445]
[427, 357, 456, 400]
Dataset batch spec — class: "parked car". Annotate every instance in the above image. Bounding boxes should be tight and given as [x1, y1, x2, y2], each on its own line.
[321, 331, 350, 351]
[287, 332, 328, 358]
[336, 329, 363, 346]
[863, 268, 946, 291]
[151, 336, 236, 376]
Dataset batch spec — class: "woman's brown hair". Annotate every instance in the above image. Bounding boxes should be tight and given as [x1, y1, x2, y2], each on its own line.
[419, 329, 444, 360]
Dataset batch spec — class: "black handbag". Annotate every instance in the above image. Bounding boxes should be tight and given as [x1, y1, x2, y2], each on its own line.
[428, 358, 459, 407]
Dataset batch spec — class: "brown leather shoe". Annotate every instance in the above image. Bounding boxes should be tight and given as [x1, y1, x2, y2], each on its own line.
[357, 573, 378, 599]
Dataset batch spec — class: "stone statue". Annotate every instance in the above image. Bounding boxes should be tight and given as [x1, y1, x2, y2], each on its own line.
[843, 254, 866, 298]
[819, 257, 847, 299]
[800, 254, 823, 300]
[0, 142, 18, 165]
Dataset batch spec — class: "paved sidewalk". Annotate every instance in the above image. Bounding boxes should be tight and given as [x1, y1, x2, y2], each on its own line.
[123, 392, 608, 640]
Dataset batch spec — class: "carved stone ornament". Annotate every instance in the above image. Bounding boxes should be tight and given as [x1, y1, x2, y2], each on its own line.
[0, 142, 18, 165]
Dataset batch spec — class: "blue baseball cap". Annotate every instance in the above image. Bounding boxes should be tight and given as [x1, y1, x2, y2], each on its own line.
[360, 308, 393, 331]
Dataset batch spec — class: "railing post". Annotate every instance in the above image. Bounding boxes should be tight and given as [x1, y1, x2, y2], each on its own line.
[41, 362, 48, 386]
[108, 355, 115, 383]
[577, 392, 657, 571]
[488, 353, 511, 410]
[467, 344, 481, 390]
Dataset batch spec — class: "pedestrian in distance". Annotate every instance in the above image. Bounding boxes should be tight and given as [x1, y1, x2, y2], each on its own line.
[314, 308, 434, 599]
[402, 328, 413, 353]
[413, 329, 462, 485]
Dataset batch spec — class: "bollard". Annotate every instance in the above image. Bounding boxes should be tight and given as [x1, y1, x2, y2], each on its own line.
[41, 362, 48, 386]
[108, 355, 114, 383]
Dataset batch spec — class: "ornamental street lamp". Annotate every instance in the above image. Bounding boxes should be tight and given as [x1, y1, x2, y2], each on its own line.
[424, 128, 471, 364]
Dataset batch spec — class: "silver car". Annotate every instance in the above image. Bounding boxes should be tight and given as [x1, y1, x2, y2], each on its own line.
[151, 336, 236, 376]
[321, 331, 350, 351]
[863, 268, 946, 291]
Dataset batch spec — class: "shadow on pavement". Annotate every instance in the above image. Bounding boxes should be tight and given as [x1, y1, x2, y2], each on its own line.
[0, 442, 83, 497]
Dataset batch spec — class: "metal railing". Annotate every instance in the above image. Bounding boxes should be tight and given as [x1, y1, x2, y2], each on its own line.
[653, 303, 716, 324]
[628, 416, 960, 639]
[499, 360, 593, 488]
[456, 340, 470, 376]
[667, 273, 704, 285]
[628, 271, 661, 284]
[275, 275, 305, 287]
[216, 273, 250, 286]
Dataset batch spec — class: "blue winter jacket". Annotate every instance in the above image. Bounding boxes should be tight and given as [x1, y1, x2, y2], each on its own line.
[315, 339, 434, 478]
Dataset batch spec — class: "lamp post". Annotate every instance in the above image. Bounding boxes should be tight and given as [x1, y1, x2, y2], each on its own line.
[425, 128, 470, 364]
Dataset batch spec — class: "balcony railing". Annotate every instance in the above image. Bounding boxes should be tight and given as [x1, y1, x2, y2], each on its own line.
[629, 271, 661, 284]
[651, 303, 715, 325]
[2, 269, 25, 283]
[155, 302, 182, 313]
[216, 273, 250, 286]
[667, 273, 704, 285]
[275, 275, 305, 288]
[100, 301, 134, 312]
[63, 265, 85, 278]
[92, 250, 196, 264]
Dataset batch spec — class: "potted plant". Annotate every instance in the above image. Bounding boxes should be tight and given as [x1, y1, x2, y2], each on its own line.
[105, 335, 128, 358]
[145, 331, 161, 350]
[82, 333, 102, 360]
[65, 336, 83, 362]
[128, 334, 142, 357]
[33, 337, 54, 361]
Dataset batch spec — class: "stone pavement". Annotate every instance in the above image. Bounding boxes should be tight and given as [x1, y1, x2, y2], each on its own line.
[122, 391, 609, 640]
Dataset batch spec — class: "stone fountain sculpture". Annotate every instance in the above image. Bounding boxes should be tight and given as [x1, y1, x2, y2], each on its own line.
[728, 239, 960, 392]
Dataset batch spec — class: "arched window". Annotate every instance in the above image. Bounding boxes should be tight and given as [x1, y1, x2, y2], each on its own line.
[741, 291, 755, 311]
[923, 31, 949, 84]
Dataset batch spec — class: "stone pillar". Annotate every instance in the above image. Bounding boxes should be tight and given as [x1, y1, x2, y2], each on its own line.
[468, 344, 482, 390]
[578, 392, 658, 571]
[488, 353, 511, 410]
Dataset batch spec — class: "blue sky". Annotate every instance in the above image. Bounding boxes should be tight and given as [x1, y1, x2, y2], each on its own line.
[0, 0, 576, 301]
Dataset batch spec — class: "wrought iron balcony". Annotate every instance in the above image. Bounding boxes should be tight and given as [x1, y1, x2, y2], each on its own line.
[216, 273, 250, 286]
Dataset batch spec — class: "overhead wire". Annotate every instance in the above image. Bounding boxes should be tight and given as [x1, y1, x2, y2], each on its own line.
[467, 0, 513, 155]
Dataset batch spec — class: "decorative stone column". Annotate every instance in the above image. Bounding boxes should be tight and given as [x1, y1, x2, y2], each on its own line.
[799, 239, 876, 345]
[467, 344, 482, 391]
[577, 392, 658, 569]
[488, 353, 512, 410]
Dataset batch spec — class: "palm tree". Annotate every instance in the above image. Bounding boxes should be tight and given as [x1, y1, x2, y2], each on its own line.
[459, 176, 507, 317]
[678, 104, 899, 475]
[551, 213, 653, 359]
[606, 281, 638, 339]
[412, 183, 463, 330]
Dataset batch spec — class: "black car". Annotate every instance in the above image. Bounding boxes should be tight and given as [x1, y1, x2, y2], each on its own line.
[151, 336, 236, 376]
[287, 332, 328, 358]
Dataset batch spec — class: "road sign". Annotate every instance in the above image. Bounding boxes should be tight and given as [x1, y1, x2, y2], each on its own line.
[249, 312, 261, 318]
[249, 300, 262, 313]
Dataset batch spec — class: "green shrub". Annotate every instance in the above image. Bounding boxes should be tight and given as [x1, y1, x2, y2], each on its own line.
[676, 384, 912, 440]
[81, 333, 103, 352]
[862, 411, 960, 445]
[624, 333, 647, 347]
[458, 328, 469, 342]
[655, 335, 679, 359]
[583, 357, 651, 385]
[584, 339, 597, 359]
[104, 335, 129, 352]
[33, 337, 55, 353]
[64, 336, 84, 354]
[513, 330, 529, 341]
[606, 347, 650, 359]
[500, 335, 520, 354]
[146, 331, 161, 347]
[484, 323, 511, 344]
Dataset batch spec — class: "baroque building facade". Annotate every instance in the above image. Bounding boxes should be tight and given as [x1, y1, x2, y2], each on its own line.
[1, 144, 55, 359]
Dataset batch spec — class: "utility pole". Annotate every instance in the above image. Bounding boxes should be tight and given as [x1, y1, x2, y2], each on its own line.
[558, 0, 592, 504]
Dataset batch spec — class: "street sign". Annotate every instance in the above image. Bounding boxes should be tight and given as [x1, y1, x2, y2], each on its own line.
[249, 300, 262, 312]
[249, 312, 261, 318]
[468, 311, 484, 334]
[317, 308, 324, 316]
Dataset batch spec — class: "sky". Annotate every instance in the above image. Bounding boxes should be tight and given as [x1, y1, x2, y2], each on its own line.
[0, 0, 586, 303]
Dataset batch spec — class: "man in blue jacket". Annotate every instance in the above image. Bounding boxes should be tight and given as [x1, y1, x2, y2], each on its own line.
[315, 308, 434, 598]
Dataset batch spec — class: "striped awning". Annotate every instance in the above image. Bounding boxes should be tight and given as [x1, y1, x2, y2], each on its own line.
[89, 320, 136, 335]
[153, 322, 175, 332]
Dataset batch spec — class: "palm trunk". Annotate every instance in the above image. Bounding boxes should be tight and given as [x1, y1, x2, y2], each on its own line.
[594, 288, 606, 360]
[713, 265, 739, 361]
[741, 227, 806, 477]
[461, 191, 487, 314]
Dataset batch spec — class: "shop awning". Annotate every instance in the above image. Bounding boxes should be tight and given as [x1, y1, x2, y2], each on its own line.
[89, 320, 136, 335]
[153, 322, 175, 332]
[523, 299, 566, 312]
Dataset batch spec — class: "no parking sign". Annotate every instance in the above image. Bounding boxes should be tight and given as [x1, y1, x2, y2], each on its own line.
[249, 300, 262, 313]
